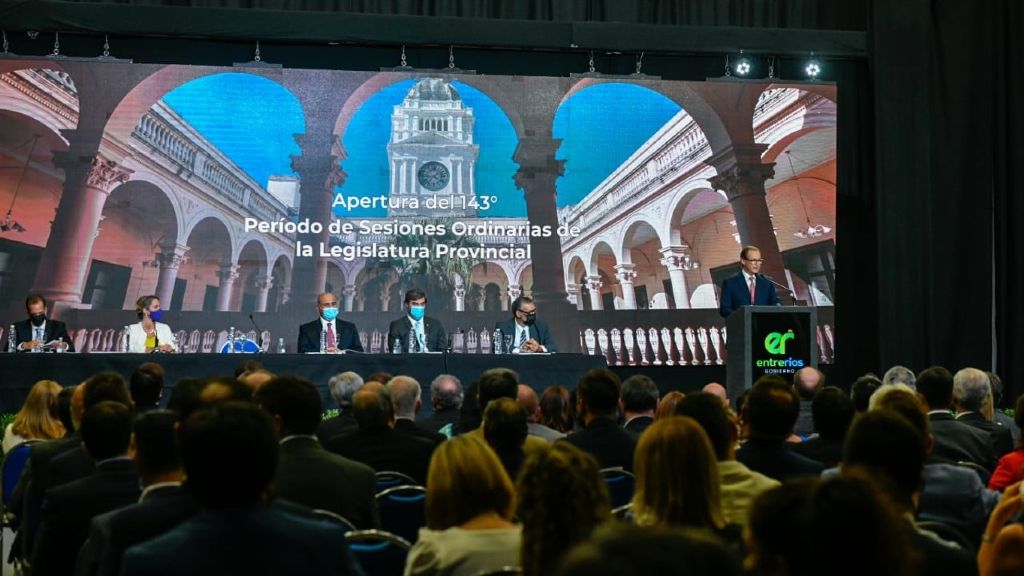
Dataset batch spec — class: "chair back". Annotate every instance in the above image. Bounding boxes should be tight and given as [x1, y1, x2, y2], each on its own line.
[345, 529, 411, 576]
[476, 568, 523, 576]
[611, 503, 634, 522]
[313, 509, 357, 532]
[1, 441, 36, 506]
[955, 461, 992, 485]
[376, 485, 427, 544]
[916, 520, 976, 554]
[600, 467, 636, 509]
[374, 470, 420, 492]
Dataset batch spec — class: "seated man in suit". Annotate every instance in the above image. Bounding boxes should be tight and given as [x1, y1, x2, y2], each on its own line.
[418, 374, 463, 437]
[953, 367, 1014, 458]
[494, 295, 558, 353]
[255, 376, 380, 529]
[8, 293, 73, 352]
[620, 375, 658, 437]
[464, 369, 549, 456]
[917, 366, 997, 469]
[735, 376, 824, 481]
[386, 375, 445, 446]
[718, 246, 781, 318]
[565, 369, 637, 471]
[121, 402, 362, 576]
[318, 371, 364, 442]
[386, 288, 446, 353]
[296, 292, 363, 354]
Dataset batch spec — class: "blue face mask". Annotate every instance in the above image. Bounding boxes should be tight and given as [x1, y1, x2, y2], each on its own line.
[409, 305, 425, 320]
[321, 307, 339, 321]
[149, 309, 165, 322]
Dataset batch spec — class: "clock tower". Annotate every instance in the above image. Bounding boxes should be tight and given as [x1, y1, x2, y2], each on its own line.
[387, 78, 480, 217]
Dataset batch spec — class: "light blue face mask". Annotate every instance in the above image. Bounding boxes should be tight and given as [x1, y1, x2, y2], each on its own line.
[409, 305, 425, 320]
[321, 307, 339, 321]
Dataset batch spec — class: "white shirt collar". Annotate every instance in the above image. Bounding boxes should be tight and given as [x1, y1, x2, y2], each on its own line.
[280, 434, 318, 445]
[743, 271, 757, 284]
[140, 481, 183, 502]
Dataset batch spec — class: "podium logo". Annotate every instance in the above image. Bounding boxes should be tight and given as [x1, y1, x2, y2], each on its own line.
[764, 330, 795, 355]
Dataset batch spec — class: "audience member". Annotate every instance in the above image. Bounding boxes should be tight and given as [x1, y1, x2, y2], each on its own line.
[418, 374, 463, 437]
[482, 398, 529, 479]
[978, 481, 1024, 576]
[674, 392, 779, 527]
[165, 378, 203, 418]
[255, 376, 379, 529]
[463, 369, 548, 455]
[655, 391, 684, 421]
[129, 363, 165, 413]
[736, 376, 824, 480]
[701, 382, 728, 406]
[318, 371, 363, 442]
[538, 385, 573, 434]
[986, 371, 1020, 443]
[365, 371, 393, 386]
[197, 375, 252, 405]
[56, 386, 75, 433]
[792, 367, 824, 438]
[791, 386, 853, 468]
[850, 373, 881, 413]
[237, 368, 275, 393]
[516, 442, 610, 576]
[954, 368, 1014, 458]
[517, 385, 565, 441]
[406, 436, 520, 576]
[120, 402, 362, 576]
[388, 375, 446, 446]
[232, 359, 263, 378]
[3, 379, 64, 453]
[989, 395, 1024, 491]
[883, 365, 916, 390]
[917, 366, 996, 469]
[565, 369, 637, 471]
[620, 375, 658, 437]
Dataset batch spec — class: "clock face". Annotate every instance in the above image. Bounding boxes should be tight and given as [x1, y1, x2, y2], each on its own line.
[417, 161, 450, 192]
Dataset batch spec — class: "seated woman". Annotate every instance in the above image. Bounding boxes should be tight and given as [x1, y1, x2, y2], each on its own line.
[989, 395, 1024, 491]
[2, 379, 65, 453]
[405, 436, 521, 576]
[126, 295, 177, 353]
[631, 416, 740, 547]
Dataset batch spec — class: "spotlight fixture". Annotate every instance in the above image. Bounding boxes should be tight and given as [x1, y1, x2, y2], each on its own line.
[733, 51, 753, 77]
[804, 54, 822, 79]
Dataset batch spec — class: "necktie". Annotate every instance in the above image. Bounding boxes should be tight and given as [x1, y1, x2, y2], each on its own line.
[517, 327, 527, 349]
[35, 326, 43, 342]
[415, 321, 426, 351]
[326, 322, 336, 350]
[748, 275, 756, 305]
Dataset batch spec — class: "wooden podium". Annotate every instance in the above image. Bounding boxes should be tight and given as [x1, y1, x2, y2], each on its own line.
[725, 305, 818, 401]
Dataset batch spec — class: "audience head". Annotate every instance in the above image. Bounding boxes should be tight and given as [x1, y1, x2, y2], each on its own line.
[130, 362, 165, 410]
[483, 398, 529, 478]
[237, 369, 275, 393]
[328, 371, 363, 411]
[70, 384, 85, 430]
[81, 401, 134, 462]
[365, 371, 394, 386]
[351, 382, 393, 430]
[425, 435, 515, 530]
[11, 379, 64, 441]
[914, 366, 954, 411]
[576, 369, 621, 421]
[166, 378, 204, 420]
[868, 384, 931, 444]
[701, 382, 728, 404]
[386, 375, 422, 419]
[180, 402, 278, 508]
[517, 384, 541, 422]
[842, 410, 925, 511]
[83, 371, 132, 410]
[632, 416, 723, 530]
[254, 376, 323, 437]
[850, 374, 882, 413]
[539, 385, 572, 433]
[674, 392, 736, 461]
[56, 386, 75, 433]
[232, 359, 263, 379]
[620, 375, 659, 415]
[198, 376, 253, 405]
[477, 368, 520, 410]
[793, 367, 825, 401]
[882, 365, 916, 390]
[987, 371, 1005, 408]
[655, 391, 685, 420]
[811, 386, 854, 440]
[744, 375, 799, 441]
[517, 442, 610, 576]
[132, 409, 181, 479]
[430, 374, 463, 412]
[952, 367, 992, 414]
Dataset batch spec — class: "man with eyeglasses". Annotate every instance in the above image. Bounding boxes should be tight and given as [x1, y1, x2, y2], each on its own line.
[296, 292, 364, 353]
[719, 245, 781, 318]
[494, 295, 558, 353]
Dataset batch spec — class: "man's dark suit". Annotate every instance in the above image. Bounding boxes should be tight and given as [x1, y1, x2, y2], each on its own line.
[10, 432, 85, 560]
[736, 437, 824, 481]
[324, 426, 435, 485]
[392, 418, 446, 446]
[296, 318, 363, 354]
[47, 445, 96, 489]
[718, 272, 781, 318]
[493, 318, 559, 352]
[386, 315, 447, 352]
[76, 484, 200, 576]
[273, 436, 380, 529]
[8, 318, 75, 352]
[119, 504, 363, 576]
[929, 412, 997, 469]
[564, 418, 638, 472]
[418, 409, 459, 436]
[791, 436, 845, 468]
[31, 458, 141, 576]
[957, 412, 1014, 459]
[623, 415, 654, 438]
[317, 413, 358, 443]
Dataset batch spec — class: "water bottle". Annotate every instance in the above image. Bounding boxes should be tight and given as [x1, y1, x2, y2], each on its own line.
[392, 337, 401, 354]
[8, 324, 16, 352]
[121, 325, 130, 353]
[493, 328, 504, 354]
[227, 326, 236, 354]
[407, 330, 416, 354]
[277, 337, 286, 354]
[319, 329, 327, 354]
[55, 337, 65, 354]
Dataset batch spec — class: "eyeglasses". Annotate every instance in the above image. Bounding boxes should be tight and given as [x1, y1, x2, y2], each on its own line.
[743, 258, 765, 264]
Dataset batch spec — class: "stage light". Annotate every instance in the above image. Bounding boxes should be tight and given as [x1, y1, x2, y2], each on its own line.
[734, 52, 753, 77]
[804, 55, 822, 79]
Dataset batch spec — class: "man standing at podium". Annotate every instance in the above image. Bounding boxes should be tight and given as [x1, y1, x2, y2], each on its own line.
[719, 246, 781, 317]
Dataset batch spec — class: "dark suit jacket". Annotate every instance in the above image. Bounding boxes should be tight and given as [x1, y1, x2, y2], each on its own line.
[386, 315, 447, 353]
[32, 458, 141, 576]
[564, 418, 638, 472]
[273, 436, 380, 529]
[324, 426, 435, 485]
[791, 436, 845, 469]
[718, 272, 781, 318]
[8, 318, 75, 352]
[736, 436, 825, 481]
[11, 431, 85, 561]
[392, 418, 446, 447]
[296, 318, 363, 354]
[76, 484, 200, 576]
[48, 445, 96, 489]
[957, 412, 1014, 459]
[317, 413, 358, 444]
[623, 415, 654, 438]
[119, 504, 363, 576]
[493, 318, 559, 353]
[929, 412, 997, 469]
[417, 409, 459, 436]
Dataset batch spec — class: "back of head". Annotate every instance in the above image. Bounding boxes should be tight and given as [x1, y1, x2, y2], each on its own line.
[237, 369, 275, 393]
[81, 401, 134, 461]
[13, 379, 64, 440]
[133, 409, 180, 477]
[365, 371, 393, 386]
[577, 369, 622, 419]
[254, 376, 323, 436]
[557, 523, 742, 576]
[180, 401, 278, 508]
[850, 374, 882, 413]
[328, 371, 364, 410]
[915, 366, 954, 410]
[811, 386, 854, 440]
[351, 383, 392, 430]
[953, 367, 991, 412]
[882, 365, 916, 390]
[483, 398, 528, 453]
[57, 386, 75, 432]
[130, 362, 165, 409]
[386, 375, 421, 419]
[539, 385, 572, 433]
[517, 384, 539, 418]
[842, 410, 924, 510]
[430, 374, 463, 411]
[620, 375, 659, 413]
[198, 376, 253, 406]
[655, 391, 685, 420]
[425, 435, 515, 529]
[166, 378, 204, 420]
[987, 371, 1005, 407]
[632, 416, 722, 529]
[745, 376, 799, 440]
[233, 359, 263, 379]
[793, 367, 825, 401]
[869, 384, 931, 438]
[83, 371, 132, 410]
[517, 442, 610, 576]
[477, 368, 520, 409]
[674, 392, 734, 461]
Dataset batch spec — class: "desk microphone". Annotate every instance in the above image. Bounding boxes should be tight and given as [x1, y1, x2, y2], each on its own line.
[758, 273, 798, 304]
[248, 314, 265, 352]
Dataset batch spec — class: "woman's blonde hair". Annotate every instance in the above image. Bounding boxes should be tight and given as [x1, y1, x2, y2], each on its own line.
[632, 416, 724, 530]
[425, 435, 515, 530]
[11, 379, 65, 441]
